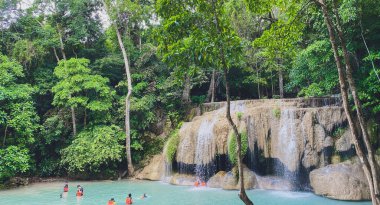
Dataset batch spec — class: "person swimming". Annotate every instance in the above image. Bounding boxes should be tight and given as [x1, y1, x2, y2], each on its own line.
[108, 198, 116, 205]
[126, 193, 133, 204]
[76, 185, 84, 196]
[63, 183, 69, 192]
[140, 193, 147, 199]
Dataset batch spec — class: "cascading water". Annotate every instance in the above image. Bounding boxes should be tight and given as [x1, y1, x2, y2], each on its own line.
[194, 118, 217, 181]
[275, 109, 299, 187]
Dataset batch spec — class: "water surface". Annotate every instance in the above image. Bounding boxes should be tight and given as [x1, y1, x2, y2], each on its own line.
[0, 180, 371, 205]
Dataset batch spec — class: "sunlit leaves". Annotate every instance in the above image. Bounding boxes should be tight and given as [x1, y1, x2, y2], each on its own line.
[52, 58, 115, 112]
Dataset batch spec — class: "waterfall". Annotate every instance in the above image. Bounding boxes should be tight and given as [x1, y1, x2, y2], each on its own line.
[194, 118, 217, 181]
[161, 162, 172, 183]
[275, 109, 299, 186]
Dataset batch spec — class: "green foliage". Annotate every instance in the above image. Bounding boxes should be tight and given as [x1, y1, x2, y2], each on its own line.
[288, 40, 338, 97]
[191, 95, 207, 105]
[0, 146, 30, 181]
[52, 58, 115, 113]
[332, 127, 346, 138]
[0, 54, 39, 146]
[272, 107, 281, 119]
[237, 112, 243, 121]
[60, 125, 124, 174]
[164, 129, 180, 163]
[228, 131, 248, 165]
[360, 52, 380, 114]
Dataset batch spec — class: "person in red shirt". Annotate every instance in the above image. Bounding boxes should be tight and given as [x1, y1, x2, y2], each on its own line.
[126, 193, 133, 204]
[63, 184, 69, 192]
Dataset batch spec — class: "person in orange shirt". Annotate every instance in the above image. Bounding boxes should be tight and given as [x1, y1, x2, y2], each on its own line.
[126, 193, 133, 204]
[108, 198, 116, 205]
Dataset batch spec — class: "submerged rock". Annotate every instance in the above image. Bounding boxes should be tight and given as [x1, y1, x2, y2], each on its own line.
[255, 175, 293, 191]
[310, 161, 370, 200]
[136, 154, 165, 181]
[207, 171, 226, 188]
[169, 174, 196, 186]
[221, 165, 256, 190]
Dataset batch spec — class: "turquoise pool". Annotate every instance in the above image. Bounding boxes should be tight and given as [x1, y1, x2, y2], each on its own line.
[0, 180, 371, 205]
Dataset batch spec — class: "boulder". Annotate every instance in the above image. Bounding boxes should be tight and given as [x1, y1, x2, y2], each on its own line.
[221, 165, 256, 190]
[169, 174, 196, 186]
[255, 175, 293, 191]
[136, 154, 165, 181]
[207, 171, 226, 188]
[310, 162, 370, 200]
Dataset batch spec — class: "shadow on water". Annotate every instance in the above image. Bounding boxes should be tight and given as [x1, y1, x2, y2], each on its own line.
[173, 154, 232, 181]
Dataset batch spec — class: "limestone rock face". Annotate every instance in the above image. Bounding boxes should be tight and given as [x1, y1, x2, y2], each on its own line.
[335, 129, 353, 152]
[136, 154, 164, 181]
[175, 98, 346, 176]
[169, 174, 196, 186]
[221, 166, 256, 190]
[310, 162, 370, 200]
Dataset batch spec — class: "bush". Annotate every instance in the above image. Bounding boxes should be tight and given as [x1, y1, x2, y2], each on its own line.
[273, 107, 281, 119]
[191, 95, 207, 105]
[164, 129, 180, 163]
[0, 146, 30, 181]
[237, 112, 243, 121]
[228, 131, 248, 165]
[60, 125, 124, 175]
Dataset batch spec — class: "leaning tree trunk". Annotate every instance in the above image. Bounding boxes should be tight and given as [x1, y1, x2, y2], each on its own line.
[316, 1, 379, 204]
[116, 27, 134, 176]
[207, 69, 216, 102]
[211, 1, 253, 204]
[332, 1, 380, 200]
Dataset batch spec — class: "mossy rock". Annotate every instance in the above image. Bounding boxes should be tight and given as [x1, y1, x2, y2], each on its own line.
[163, 129, 180, 163]
[228, 131, 248, 165]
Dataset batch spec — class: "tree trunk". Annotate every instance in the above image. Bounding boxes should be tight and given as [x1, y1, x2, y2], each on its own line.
[71, 106, 77, 136]
[271, 70, 274, 97]
[84, 109, 87, 128]
[257, 68, 261, 99]
[53, 47, 60, 62]
[182, 74, 191, 103]
[207, 69, 216, 103]
[58, 28, 67, 60]
[223, 68, 253, 205]
[116, 27, 134, 176]
[211, 1, 253, 204]
[279, 69, 284, 98]
[3, 124, 8, 147]
[316, 1, 379, 204]
[332, 1, 380, 201]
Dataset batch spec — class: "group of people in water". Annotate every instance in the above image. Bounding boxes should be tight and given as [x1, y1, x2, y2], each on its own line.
[61, 182, 83, 197]
[107, 193, 147, 205]
[194, 180, 206, 187]
[61, 182, 147, 204]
